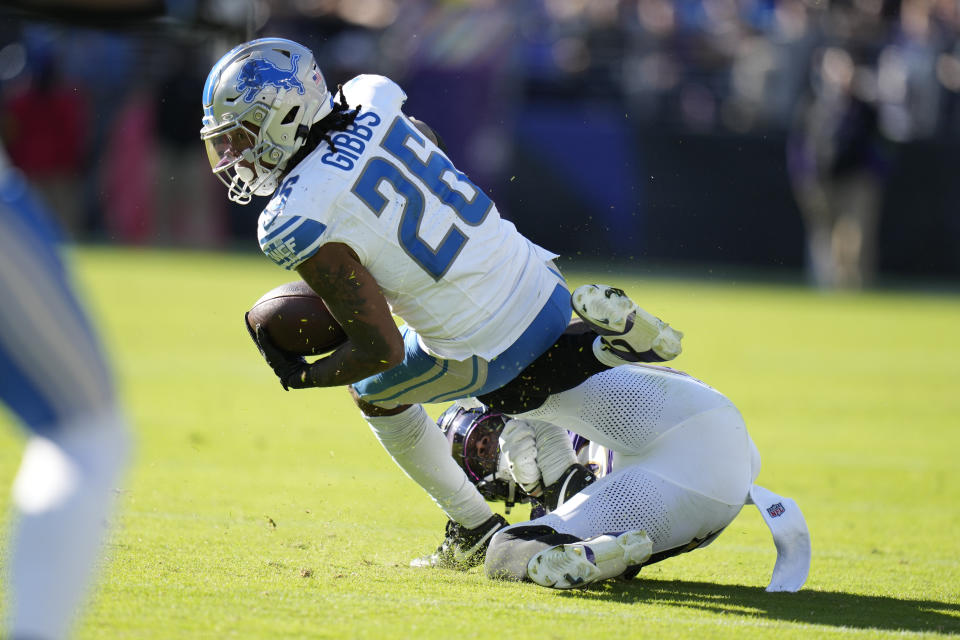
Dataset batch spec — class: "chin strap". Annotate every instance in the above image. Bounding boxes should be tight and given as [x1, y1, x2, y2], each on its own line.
[504, 478, 517, 514]
[477, 473, 523, 515]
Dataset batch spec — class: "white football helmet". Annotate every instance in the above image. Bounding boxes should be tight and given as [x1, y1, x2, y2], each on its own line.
[200, 38, 334, 204]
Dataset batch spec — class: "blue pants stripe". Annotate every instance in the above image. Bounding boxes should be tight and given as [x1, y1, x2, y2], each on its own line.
[367, 329, 454, 405]
[353, 283, 570, 407]
[424, 356, 481, 404]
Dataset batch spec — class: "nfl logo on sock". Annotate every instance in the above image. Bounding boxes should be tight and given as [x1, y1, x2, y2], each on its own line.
[767, 502, 786, 518]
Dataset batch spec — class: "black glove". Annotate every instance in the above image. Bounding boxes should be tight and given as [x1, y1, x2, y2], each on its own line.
[244, 312, 311, 390]
[539, 464, 596, 512]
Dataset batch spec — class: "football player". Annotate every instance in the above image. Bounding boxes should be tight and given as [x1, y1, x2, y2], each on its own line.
[202, 38, 684, 568]
[0, 145, 130, 640]
[0, 3, 251, 637]
[438, 364, 811, 591]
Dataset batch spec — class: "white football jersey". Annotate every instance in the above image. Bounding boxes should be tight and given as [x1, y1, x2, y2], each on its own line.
[257, 75, 561, 361]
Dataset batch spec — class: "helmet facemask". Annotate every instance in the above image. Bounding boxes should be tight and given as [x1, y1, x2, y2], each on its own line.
[202, 104, 289, 204]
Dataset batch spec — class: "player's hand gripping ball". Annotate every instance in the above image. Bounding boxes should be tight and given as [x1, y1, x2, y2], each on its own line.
[246, 281, 348, 356]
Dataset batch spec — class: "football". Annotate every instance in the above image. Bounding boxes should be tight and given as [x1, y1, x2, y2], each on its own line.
[246, 281, 348, 356]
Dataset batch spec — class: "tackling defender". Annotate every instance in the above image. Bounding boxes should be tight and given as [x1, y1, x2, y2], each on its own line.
[439, 364, 811, 591]
[201, 38, 683, 567]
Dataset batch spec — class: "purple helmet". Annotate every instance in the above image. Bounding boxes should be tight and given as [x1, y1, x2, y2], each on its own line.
[437, 405, 530, 509]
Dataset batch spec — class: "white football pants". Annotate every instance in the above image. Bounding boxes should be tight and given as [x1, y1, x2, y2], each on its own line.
[507, 365, 760, 553]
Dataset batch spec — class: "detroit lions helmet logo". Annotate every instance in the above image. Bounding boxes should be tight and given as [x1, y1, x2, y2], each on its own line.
[235, 54, 305, 102]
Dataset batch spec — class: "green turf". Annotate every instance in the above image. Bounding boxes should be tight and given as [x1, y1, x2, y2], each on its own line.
[1, 247, 958, 639]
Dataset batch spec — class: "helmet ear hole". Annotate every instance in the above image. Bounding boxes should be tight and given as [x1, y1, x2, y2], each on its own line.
[281, 105, 300, 125]
[437, 406, 506, 481]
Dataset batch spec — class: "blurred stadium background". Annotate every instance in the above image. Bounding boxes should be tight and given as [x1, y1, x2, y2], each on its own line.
[2, 0, 959, 290]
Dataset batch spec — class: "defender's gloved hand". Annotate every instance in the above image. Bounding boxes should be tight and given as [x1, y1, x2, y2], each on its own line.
[244, 312, 311, 390]
[528, 421, 579, 486]
[499, 419, 543, 497]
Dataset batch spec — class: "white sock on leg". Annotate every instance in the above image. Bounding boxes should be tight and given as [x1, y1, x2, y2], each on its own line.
[365, 405, 492, 529]
[529, 421, 578, 486]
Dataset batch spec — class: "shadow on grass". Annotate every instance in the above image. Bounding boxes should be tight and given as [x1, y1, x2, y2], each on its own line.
[555, 578, 960, 634]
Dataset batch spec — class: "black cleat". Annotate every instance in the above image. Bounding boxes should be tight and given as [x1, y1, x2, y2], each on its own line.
[410, 513, 509, 569]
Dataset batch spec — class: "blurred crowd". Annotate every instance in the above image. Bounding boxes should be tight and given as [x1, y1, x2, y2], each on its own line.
[1, 0, 958, 286]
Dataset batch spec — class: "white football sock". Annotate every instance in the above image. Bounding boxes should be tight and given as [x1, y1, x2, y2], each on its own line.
[364, 405, 492, 529]
[6, 409, 130, 640]
[749, 484, 811, 592]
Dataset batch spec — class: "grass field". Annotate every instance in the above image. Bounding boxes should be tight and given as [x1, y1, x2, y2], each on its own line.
[1, 247, 958, 639]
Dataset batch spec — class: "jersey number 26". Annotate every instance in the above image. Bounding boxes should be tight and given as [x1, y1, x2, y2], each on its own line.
[351, 117, 493, 280]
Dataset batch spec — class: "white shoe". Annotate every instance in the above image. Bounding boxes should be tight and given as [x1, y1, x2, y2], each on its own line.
[571, 284, 683, 362]
[526, 530, 653, 589]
